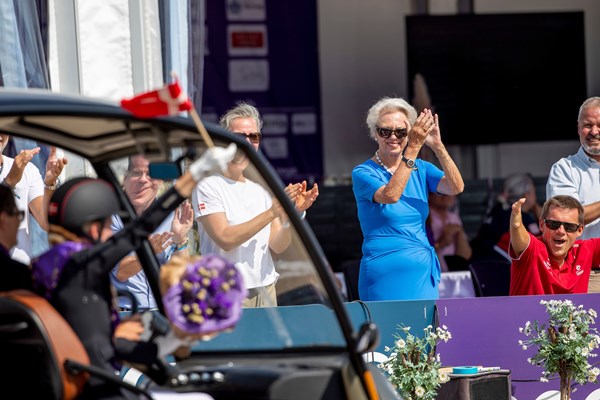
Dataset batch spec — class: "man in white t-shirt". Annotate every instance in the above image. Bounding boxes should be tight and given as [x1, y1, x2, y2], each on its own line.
[0, 134, 67, 264]
[192, 102, 319, 307]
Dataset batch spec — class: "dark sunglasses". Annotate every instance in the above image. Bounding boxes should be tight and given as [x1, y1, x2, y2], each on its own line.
[233, 132, 262, 143]
[375, 126, 408, 139]
[544, 219, 580, 233]
[5, 209, 25, 222]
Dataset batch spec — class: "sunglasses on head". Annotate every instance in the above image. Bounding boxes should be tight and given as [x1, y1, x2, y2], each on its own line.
[233, 132, 262, 143]
[375, 126, 407, 139]
[544, 219, 580, 233]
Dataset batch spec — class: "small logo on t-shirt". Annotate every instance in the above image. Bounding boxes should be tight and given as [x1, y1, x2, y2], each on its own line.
[576, 265, 584, 276]
[198, 202, 206, 211]
[543, 260, 551, 270]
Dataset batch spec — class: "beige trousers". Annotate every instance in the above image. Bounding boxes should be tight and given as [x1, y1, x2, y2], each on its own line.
[243, 282, 278, 308]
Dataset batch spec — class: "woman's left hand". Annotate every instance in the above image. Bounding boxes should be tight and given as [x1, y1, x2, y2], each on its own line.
[424, 113, 442, 148]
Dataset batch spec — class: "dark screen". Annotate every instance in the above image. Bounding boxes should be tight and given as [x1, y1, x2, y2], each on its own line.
[406, 12, 586, 145]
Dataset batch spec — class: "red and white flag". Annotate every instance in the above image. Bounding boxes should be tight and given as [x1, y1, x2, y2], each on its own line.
[121, 80, 193, 118]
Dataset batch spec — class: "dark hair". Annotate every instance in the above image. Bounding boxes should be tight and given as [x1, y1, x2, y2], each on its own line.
[48, 177, 120, 236]
[541, 195, 585, 225]
[0, 185, 17, 213]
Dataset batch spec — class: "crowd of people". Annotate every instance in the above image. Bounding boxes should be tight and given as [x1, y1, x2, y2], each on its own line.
[0, 102, 319, 398]
[1, 94, 600, 397]
[350, 95, 600, 301]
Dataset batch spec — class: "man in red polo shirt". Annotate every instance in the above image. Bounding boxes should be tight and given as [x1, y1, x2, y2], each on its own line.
[509, 195, 600, 295]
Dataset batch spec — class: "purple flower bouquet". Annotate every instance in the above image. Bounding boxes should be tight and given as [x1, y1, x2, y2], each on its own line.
[32, 241, 90, 300]
[161, 254, 247, 337]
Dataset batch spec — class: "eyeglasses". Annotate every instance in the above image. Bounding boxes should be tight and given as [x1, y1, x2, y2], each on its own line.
[544, 219, 580, 233]
[375, 126, 408, 139]
[128, 169, 152, 179]
[233, 132, 262, 143]
[5, 209, 25, 222]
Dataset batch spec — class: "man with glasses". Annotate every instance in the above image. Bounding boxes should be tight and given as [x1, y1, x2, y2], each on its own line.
[0, 184, 33, 291]
[546, 97, 600, 292]
[111, 154, 194, 311]
[192, 102, 319, 307]
[509, 195, 600, 295]
[0, 134, 67, 264]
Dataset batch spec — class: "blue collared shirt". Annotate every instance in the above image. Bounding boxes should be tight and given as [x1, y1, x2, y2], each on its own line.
[110, 212, 175, 310]
[547, 146, 600, 239]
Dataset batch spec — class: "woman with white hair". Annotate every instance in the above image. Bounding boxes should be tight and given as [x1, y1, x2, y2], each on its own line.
[351, 97, 464, 301]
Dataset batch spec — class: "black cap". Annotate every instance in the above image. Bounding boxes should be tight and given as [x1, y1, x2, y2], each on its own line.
[48, 177, 120, 235]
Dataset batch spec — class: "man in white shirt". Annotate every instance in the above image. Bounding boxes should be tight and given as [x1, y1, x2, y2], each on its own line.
[192, 103, 319, 307]
[0, 134, 67, 263]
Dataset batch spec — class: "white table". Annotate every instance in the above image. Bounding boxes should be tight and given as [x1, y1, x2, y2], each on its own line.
[439, 271, 476, 298]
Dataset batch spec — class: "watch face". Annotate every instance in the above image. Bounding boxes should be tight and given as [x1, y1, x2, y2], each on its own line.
[403, 156, 415, 168]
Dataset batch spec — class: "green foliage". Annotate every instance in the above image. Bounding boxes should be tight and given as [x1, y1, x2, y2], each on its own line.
[519, 299, 600, 395]
[378, 325, 452, 400]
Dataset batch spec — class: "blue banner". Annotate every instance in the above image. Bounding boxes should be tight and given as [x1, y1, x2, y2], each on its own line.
[201, 0, 322, 185]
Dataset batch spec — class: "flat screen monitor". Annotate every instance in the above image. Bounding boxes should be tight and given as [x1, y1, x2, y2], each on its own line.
[406, 12, 586, 145]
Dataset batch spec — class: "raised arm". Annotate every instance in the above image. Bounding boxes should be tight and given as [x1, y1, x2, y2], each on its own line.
[510, 198, 530, 258]
[425, 114, 464, 195]
[373, 110, 433, 204]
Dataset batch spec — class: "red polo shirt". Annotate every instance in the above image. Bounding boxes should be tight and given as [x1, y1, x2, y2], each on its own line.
[509, 232, 600, 296]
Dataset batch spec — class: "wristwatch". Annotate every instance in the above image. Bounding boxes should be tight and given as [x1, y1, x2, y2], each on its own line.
[44, 178, 60, 191]
[401, 154, 417, 170]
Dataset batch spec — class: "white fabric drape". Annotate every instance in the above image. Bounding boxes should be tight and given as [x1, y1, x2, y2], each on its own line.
[48, 0, 163, 101]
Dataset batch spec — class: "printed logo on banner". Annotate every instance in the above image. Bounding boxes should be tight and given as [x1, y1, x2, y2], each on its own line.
[261, 137, 288, 159]
[229, 60, 269, 92]
[228, 24, 268, 57]
[226, 0, 266, 21]
[291, 113, 317, 135]
[262, 113, 288, 135]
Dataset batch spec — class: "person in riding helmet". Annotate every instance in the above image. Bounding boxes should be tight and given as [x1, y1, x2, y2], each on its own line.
[31, 145, 236, 400]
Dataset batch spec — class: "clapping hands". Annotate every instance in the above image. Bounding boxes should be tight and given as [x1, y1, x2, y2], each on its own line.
[45, 146, 68, 186]
[171, 201, 193, 244]
[285, 180, 319, 213]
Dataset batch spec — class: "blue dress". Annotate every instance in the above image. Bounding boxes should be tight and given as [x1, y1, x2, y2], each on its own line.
[352, 158, 444, 301]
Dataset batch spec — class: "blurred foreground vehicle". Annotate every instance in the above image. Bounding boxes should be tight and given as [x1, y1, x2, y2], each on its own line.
[0, 88, 397, 400]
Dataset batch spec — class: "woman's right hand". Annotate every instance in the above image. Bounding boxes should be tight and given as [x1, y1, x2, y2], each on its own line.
[406, 109, 435, 150]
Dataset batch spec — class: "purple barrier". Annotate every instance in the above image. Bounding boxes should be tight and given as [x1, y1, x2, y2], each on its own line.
[437, 294, 600, 400]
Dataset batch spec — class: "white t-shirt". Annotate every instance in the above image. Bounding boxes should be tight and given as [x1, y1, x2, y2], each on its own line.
[0, 156, 44, 264]
[192, 174, 278, 289]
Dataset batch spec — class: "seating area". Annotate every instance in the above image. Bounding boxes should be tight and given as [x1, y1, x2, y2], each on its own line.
[469, 259, 512, 297]
[304, 185, 363, 273]
[458, 176, 548, 241]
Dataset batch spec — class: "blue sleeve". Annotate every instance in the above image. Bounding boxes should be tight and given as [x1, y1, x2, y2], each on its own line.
[547, 158, 580, 201]
[352, 163, 383, 203]
[419, 159, 444, 193]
